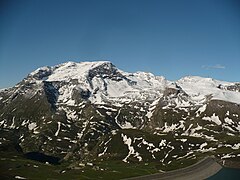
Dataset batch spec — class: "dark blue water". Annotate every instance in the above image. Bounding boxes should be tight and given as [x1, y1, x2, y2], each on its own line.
[208, 168, 240, 180]
[24, 152, 60, 165]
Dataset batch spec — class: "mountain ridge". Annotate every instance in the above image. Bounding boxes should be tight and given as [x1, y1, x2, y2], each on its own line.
[18, 61, 240, 105]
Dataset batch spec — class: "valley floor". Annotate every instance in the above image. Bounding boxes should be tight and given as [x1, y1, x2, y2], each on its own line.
[1, 152, 237, 180]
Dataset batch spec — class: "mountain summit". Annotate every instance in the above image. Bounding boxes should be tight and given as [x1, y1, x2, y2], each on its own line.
[17, 61, 240, 105]
[0, 61, 240, 172]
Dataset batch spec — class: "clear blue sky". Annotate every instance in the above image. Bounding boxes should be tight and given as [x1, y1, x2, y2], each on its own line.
[0, 0, 240, 88]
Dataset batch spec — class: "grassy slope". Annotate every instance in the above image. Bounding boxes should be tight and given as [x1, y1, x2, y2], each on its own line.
[0, 152, 160, 180]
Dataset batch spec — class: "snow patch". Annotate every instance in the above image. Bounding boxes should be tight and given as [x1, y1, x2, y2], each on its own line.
[121, 134, 142, 162]
[232, 143, 240, 150]
[146, 111, 153, 119]
[159, 139, 167, 147]
[121, 121, 136, 129]
[163, 123, 178, 133]
[179, 139, 187, 143]
[196, 104, 207, 117]
[15, 176, 27, 179]
[55, 122, 61, 136]
[221, 154, 235, 159]
[202, 113, 221, 125]
[200, 142, 208, 149]
[28, 122, 37, 131]
[98, 147, 108, 157]
[10, 116, 15, 129]
[224, 117, 234, 124]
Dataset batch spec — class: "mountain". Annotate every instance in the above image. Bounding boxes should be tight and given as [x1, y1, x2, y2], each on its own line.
[0, 61, 240, 178]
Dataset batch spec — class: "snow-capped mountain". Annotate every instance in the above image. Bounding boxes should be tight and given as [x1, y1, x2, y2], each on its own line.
[0, 61, 240, 169]
[26, 61, 168, 105]
[11, 61, 240, 106]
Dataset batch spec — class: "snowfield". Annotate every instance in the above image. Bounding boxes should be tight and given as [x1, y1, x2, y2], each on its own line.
[26, 61, 240, 108]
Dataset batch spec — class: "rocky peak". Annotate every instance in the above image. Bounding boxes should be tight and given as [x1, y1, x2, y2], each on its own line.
[88, 61, 121, 80]
[28, 66, 53, 81]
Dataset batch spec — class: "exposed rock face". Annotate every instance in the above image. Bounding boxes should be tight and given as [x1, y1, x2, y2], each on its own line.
[0, 61, 240, 166]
